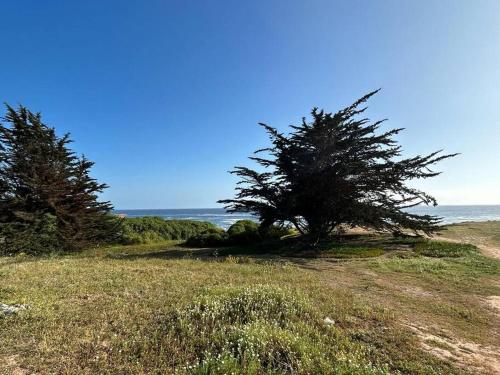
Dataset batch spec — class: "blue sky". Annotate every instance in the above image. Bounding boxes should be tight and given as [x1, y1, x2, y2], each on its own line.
[1, 0, 499, 208]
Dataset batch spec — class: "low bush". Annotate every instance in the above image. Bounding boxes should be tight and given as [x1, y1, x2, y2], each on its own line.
[262, 224, 297, 239]
[187, 220, 294, 247]
[158, 285, 391, 374]
[185, 229, 228, 247]
[175, 285, 311, 326]
[226, 220, 259, 235]
[120, 216, 220, 244]
[227, 219, 260, 242]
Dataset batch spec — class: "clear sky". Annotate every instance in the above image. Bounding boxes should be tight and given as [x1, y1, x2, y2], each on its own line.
[1, 0, 499, 208]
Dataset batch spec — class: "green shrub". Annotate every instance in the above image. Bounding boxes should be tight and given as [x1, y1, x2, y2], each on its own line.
[185, 229, 228, 247]
[227, 220, 259, 236]
[187, 220, 295, 248]
[120, 217, 220, 244]
[227, 220, 261, 244]
[262, 224, 296, 239]
[0, 213, 60, 255]
[414, 241, 478, 258]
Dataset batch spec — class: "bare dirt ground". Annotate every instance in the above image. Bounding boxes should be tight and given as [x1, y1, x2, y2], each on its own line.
[487, 296, 500, 315]
[406, 323, 500, 374]
[428, 222, 500, 373]
[313, 223, 500, 374]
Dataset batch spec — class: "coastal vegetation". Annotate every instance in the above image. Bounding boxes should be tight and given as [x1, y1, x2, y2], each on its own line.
[186, 219, 293, 247]
[0, 105, 118, 255]
[120, 216, 220, 245]
[0, 92, 457, 254]
[1, 222, 499, 374]
[220, 90, 456, 241]
[0, 98, 497, 374]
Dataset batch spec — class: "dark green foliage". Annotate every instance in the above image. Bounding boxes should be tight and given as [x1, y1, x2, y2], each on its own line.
[0, 213, 60, 255]
[219, 91, 457, 242]
[185, 230, 229, 247]
[227, 219, 259, 236]
[414, 241, 478, 258]
[0, 105, 118, 254]
[262, 224, 296, 239]
[121, 216, 221, 244]
[226, 219, 260, 244]
[226, 219, 293, 245]
[186, 219, 293, 247]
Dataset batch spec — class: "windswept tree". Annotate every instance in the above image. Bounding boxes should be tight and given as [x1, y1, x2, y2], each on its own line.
[219, 90, 457, 242]
[0, 105, 119, 253]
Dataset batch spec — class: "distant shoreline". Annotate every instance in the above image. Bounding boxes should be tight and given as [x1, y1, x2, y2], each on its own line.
[114, 206, 500, 229]
[115, 205, 500, 211]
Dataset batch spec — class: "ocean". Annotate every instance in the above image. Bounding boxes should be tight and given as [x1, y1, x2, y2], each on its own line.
[114, 205, 500, 229]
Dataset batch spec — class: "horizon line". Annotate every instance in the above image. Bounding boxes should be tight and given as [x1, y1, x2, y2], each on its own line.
[114, 204, 500, 210]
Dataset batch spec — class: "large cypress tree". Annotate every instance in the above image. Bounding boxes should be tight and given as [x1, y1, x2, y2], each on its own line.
[219, 91, 457, 242]
[0, 105, 118, 254]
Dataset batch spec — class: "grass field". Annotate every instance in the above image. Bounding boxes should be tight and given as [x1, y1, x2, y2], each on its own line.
[1, 223, 499, 374]
[438, 221, 500, 259]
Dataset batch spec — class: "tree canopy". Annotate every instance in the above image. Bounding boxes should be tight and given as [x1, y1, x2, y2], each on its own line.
[219, 90, 457, 241]
[0, 105, 118, 253]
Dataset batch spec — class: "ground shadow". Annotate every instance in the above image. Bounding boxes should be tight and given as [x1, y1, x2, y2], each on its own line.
[103, 234, 420, 271]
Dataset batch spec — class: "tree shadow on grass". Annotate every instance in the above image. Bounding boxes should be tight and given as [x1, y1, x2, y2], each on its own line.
[103, 234, 420, 271]
[103, 246, 339, 272]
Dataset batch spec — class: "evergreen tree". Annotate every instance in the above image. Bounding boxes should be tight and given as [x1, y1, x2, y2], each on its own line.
[219, 91, 457, 242]
[0, 105, 119, 254]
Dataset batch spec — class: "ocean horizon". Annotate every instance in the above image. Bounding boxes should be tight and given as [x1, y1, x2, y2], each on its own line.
[114, 205, 500, 229]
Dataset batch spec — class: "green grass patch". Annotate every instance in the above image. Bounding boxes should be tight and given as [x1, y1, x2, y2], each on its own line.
[414, 241, 478, 258]
[3, 229, 500, 374]
[228, 236, 389, 259]
[0, 246, 465, 374]
[441, 221, 500, 249]
[315, 246, 385, 259]
[151, 285, 396, 374]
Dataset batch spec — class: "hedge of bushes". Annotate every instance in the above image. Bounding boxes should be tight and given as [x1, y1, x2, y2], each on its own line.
[186, 219, 293, 247]
[1, 215, 293, 252]
[120, 216, 220, 244]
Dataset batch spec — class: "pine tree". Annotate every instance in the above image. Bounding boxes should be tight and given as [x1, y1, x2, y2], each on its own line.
[219, 90, 457, 242]
[0, 105, 119, 254]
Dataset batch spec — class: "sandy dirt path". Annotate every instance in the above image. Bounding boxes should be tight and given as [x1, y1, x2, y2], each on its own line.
[437, 235, 500, 259]
[433, 230, 500, 373]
